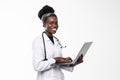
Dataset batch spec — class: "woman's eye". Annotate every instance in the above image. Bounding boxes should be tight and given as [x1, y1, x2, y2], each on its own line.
[50, 22, 53, 25]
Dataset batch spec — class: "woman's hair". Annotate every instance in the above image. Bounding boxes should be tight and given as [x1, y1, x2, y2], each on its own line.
[38, 5, 57, 22]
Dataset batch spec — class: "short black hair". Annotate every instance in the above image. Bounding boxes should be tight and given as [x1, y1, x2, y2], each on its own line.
[38, 5, 55, 20]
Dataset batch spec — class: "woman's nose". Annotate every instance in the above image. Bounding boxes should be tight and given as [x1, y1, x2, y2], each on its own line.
[53, 24, 58, 28]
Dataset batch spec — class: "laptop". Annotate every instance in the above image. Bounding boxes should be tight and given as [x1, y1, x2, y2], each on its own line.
[58, 42, 93, 66]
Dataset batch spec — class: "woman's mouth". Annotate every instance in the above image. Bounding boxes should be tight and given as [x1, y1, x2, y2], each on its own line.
[52, 28, 57, 31]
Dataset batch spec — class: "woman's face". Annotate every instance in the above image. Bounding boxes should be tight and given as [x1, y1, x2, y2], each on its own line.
[44, 16, 58, 35]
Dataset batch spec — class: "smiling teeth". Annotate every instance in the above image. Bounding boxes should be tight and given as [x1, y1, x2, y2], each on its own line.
[52, 29, 56, 31]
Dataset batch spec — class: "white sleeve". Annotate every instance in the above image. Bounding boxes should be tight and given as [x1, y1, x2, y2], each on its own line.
[32, 39, 56, 72]
[61, 65, 74, 72]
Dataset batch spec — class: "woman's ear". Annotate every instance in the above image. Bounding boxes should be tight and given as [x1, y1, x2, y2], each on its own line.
[43, 24, 47, 31]
[43, 22, 47, 27]
[43, 23, 45, 27]
[43, 24, 45, 27]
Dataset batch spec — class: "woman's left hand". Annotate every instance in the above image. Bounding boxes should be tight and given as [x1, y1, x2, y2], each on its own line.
[71, 54, 83, 67]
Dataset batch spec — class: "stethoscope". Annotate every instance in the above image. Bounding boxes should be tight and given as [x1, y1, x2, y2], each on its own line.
[42, 32, 66, 61]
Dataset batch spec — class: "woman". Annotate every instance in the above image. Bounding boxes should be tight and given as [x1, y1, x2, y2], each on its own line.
[32, 5, 83, 80]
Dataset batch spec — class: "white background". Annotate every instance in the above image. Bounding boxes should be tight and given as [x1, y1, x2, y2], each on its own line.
[0, 0, 120, 80]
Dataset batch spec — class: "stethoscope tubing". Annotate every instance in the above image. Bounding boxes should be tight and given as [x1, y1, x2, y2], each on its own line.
[42, 32, 66, 61]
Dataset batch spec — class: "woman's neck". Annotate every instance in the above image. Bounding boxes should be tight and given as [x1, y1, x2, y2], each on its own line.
[45, 31, 53, 37]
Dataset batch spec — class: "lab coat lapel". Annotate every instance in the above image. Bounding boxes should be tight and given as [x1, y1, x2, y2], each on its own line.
[43, 33, 62, 57]
[43, 33, 57, 53]
[43, 33, 57, 47]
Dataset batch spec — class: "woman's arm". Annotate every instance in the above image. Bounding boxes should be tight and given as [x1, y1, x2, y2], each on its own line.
[32, 39, 56, 72]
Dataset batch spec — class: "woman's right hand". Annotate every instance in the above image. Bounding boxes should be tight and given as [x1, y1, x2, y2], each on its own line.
[54, 57, 72, 63]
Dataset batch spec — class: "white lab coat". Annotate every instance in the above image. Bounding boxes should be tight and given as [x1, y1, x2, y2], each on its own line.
[32, 33, 74, 80]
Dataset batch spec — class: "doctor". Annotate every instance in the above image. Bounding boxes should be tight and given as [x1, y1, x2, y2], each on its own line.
[32, 5, 83, 80]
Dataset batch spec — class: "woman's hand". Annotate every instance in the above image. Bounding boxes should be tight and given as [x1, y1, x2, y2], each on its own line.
[54, 57, 72, 63]
[71, 55, 83, 67]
